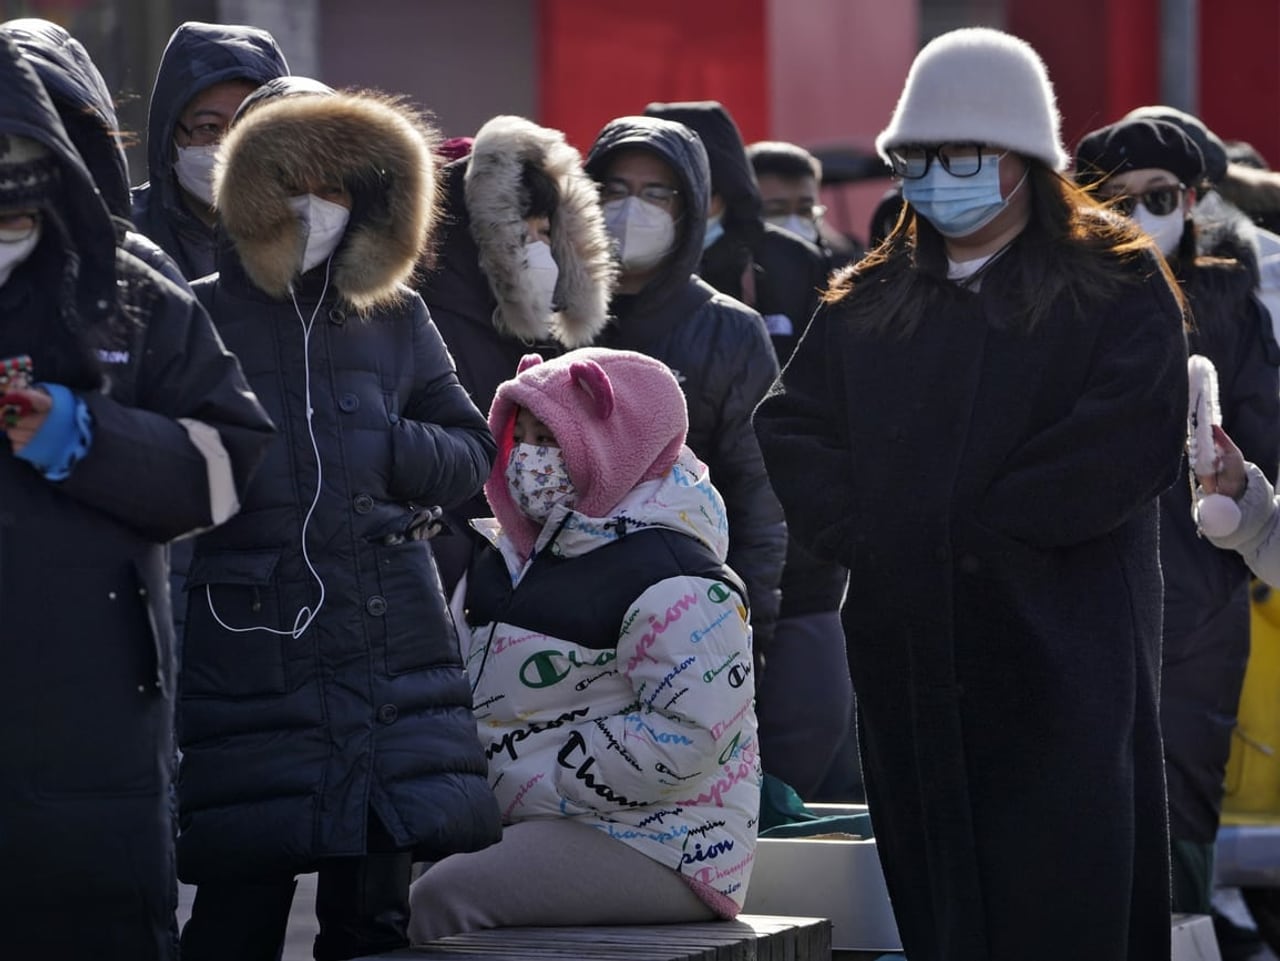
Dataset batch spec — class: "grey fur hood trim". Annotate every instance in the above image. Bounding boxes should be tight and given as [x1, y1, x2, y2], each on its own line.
[214, 90, 438, 313]
[464, 115, 615, 346]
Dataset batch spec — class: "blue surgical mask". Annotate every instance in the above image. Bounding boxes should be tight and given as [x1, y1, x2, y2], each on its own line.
[703, 211, 725, 250]
[902, 152, 1025, 238]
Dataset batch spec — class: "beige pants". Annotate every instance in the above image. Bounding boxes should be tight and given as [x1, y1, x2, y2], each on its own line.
[407, 818, 716, 943]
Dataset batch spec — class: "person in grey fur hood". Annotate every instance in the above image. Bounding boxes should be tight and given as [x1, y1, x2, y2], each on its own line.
[174, 79, 500, 961]
[416, 114, 617, 591]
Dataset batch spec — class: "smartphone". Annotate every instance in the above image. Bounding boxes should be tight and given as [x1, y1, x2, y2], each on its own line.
[0, 355, 34, 427]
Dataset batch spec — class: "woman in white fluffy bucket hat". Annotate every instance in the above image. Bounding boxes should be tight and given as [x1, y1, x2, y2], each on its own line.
[756, 26, 1188, 961]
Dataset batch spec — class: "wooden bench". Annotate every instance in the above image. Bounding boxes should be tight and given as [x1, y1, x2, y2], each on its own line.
[354, 914, 832, 960]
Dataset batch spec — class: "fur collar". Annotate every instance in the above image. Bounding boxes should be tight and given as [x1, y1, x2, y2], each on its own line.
[464, 115, 615, 346]
[214, 90, 437, 313]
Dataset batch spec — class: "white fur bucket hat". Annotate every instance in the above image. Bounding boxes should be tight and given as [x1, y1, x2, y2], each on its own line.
[875, 27, 1069, 172]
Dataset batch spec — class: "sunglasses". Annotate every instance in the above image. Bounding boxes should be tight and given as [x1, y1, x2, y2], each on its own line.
[1110, 185, 1185, 217]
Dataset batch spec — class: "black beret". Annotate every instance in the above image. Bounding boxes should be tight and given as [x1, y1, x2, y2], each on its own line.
[1123, 105, 1228, 186]
[1074, 118, 1206, 188]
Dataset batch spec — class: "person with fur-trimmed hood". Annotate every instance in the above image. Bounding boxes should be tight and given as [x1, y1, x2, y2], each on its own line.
[1076, 115, 1280, 919]
[407, 347, 760, 940]
[175, 80, 501, 961]
[416, 114, 616, 589]
[0, 34, 274, 960]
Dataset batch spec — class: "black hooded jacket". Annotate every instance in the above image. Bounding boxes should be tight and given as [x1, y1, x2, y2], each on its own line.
[0, 37, 273, 957]
[131, 21, 288, 280]
[1, 18, 186, 288]
[585, 116, 786, 650]
[643, 102, 827, 358]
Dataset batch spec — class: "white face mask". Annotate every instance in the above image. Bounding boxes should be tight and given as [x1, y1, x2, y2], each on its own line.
[0, 224, 41, 288]
[766, 213, 820, 244]
[174, 144, 219, 206]
[289, 194, 351, 274]
[1132, 205, 1186, 257]
[524, 240, 559, 316]
[505, 442, 576, 523]
[603, 196, 676, 271]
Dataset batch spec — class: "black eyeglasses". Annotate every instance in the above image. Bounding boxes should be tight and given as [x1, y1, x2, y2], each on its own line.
[599, 179, 681, 209]
[1109, 185, 1185, 217]
[175, 119, 226, 147]
[888, 143, 1000, 180]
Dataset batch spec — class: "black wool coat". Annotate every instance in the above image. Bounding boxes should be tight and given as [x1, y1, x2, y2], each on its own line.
[755, 246, 1188, 961]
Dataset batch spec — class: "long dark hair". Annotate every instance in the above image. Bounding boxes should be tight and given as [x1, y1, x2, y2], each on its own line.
[825, 163, 1186, 336]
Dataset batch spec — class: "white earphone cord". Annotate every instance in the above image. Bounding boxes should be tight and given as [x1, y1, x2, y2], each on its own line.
[205, 255, 333, 638]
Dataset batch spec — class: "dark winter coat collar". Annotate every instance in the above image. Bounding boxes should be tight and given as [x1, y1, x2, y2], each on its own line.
[1195, 191, 1261, 287]
[214, 90, 436, 314]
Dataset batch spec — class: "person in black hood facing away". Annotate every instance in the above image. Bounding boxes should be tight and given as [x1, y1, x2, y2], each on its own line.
[416, 114, 617, 590]
[0, 34, 274, 960]
[131, 21, 288, 281]
[1077, 115, 1280, 921]
[584, 114, 785, 664]
[643, 105, 850, 796]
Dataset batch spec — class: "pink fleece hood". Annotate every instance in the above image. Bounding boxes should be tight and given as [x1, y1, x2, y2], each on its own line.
[486, 347, 689, 558]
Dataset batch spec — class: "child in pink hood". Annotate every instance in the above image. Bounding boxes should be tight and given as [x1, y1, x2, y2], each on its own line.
[408, 347, 761, 940]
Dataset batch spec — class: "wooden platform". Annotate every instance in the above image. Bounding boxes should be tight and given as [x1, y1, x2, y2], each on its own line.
[355, 914, 832, 960]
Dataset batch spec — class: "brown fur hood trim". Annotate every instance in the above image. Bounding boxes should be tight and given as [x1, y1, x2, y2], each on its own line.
[214, 90, 438, 313]
[465, 115, 616, 346]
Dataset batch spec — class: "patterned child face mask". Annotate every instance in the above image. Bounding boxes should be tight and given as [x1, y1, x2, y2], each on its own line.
[505, 443, 576, 523]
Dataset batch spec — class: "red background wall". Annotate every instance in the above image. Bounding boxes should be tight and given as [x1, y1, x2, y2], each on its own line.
[538, 0, 769, 155]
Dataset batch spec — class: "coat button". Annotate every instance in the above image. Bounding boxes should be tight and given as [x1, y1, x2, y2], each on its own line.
[329, 306, 346, 325]
[366, 595, 388, 616]
[353, 493, 374, 514]
[339, 393, 359, 413]
[377, 703, 398, 724]
[388, 411, 400, 424]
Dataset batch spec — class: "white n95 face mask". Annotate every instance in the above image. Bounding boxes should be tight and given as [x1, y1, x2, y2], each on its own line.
[603, 197, 675, 271]
[767, 213, 820, 244]
[290, 194, 351, 274]
[524, 240, 559, 315]
[0, 224, 41, 288]
[174, 144, 219, 206]
[1132, 205, 1186, 258]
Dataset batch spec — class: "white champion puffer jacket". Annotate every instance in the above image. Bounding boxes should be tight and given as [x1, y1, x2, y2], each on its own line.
[455, 449, 761, 915]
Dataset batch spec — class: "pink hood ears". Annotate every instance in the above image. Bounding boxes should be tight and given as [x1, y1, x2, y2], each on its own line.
[486, 347, 689, 558]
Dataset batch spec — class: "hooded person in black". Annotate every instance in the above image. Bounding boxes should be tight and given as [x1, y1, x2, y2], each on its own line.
[584, 115, 785, 656]
[642, 101, 827, 347]
[131, 21, 288, 281]
[2, 17, 185, 286]
[641, 106, 850, 796]
[0, 34, 274, 960]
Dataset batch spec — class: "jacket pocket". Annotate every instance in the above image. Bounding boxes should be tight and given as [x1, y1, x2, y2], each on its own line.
[182, 549, 288, 697]
[372, 540, 461, 676]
